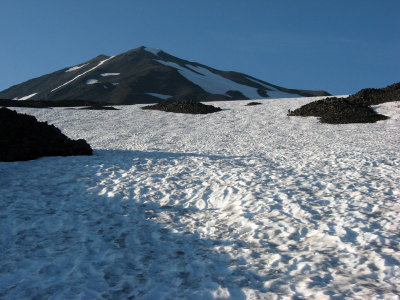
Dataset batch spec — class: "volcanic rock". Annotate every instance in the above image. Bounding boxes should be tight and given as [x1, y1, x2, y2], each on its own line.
[0, 107, 92, 161]
[80, 105, 119, 110]
[246, 102, 262, 106]
[288, 82, 400, 124]
[349, 82, 400, 106]
[141, 100, 222, 114]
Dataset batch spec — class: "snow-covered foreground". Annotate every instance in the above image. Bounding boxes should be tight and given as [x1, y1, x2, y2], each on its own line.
[1, 97, 399, 299]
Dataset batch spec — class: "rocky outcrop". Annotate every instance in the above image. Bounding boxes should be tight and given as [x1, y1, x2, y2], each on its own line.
[141, 100, 222, 114]
[0, 107, 92, 162]
[245, 102, 262, 106]
[288, 82, 399, 124]
[80, 105, 119, 110]
[350, 82, 400, 106]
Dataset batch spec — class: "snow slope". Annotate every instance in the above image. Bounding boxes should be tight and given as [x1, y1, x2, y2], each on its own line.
[1, 97, 399, 299]
[155, 60, 296, 99]
[156, 60, 296, 99]
[155, 60, 260, 99]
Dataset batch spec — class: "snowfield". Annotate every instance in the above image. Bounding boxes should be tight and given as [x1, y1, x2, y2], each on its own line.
[1, 97, 399, 299]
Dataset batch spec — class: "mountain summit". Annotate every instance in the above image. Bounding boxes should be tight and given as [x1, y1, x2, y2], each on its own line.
[0, 46, 330, 104]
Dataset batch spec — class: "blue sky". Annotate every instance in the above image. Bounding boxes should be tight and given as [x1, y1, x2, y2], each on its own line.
[0, 0, 399, 95]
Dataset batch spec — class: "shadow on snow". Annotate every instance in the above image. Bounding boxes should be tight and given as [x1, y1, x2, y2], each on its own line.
[0, 149, 269, 299]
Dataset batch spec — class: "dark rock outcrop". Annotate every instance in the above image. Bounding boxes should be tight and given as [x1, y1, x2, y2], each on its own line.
[246, 102, 262, 106]
[141, 100, 222, 114]
[80, 105, 119, 110]
[0, 107, 92, 162]
[288, 97, 388, 124]
[288, 82, 400, 124]
[349, 82, 400, 106]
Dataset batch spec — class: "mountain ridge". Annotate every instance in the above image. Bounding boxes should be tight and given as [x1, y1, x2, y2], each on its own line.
[0, 46, 330, 104]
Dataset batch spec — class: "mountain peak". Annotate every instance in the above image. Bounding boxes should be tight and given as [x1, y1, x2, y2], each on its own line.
[0, 47, 330, 104]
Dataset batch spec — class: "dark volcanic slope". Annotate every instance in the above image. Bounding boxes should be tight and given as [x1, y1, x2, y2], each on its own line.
[0, 46, 330, 104]
[288, 82, 400, 124]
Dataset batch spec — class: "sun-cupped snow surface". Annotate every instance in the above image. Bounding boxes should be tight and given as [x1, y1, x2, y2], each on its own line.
[12, 92, 38, 100]
[51, 56, 115, 93]
[101, 73, 120, 77]
[1, 98, 400, 299]
[147, 92, 172, 100]
[65, 63, 89, 72]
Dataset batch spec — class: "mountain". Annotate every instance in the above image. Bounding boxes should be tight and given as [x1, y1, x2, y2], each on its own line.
[0, 46, 330, 104]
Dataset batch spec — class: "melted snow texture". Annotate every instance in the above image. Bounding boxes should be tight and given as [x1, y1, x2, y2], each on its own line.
[1, 98, 400, 299]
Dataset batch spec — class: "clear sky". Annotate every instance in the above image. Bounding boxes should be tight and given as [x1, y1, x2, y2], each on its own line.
[0, 0, 399, 95]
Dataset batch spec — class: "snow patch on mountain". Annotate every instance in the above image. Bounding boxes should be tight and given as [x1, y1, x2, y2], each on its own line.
[86, 79, 99, 85]
[13, 93, 38, 100]
[245, 76, 275, 88]
[101, 73, 120, 77]
[65, 63, 89, 72]
[246, 76, 298, 98]
[147, 93, 172, 100]
[145, 47, 161, 56]
[51, 56, 115, 93]
[156, 60, 263, 99]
